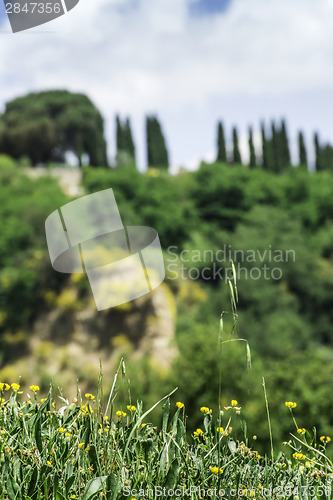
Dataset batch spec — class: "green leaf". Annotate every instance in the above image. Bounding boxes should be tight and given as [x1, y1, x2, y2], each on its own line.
[35, 416, 43, 454]
[81, 476, 107, 500]
[6, 475, 18, 500]
[164, 458, 180, 490]
[65, 476, 75, 495]
[159, 443, 168, 479]
[162, 398, 170, 435]
[105, 472, 121, 500]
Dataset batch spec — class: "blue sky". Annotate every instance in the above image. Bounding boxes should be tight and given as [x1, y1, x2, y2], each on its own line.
[0, 0, 333, 170]
[190, 0, 232, 16]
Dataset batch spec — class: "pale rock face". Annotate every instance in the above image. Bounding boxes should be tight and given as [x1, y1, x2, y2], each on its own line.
[26, 282, 176, 397]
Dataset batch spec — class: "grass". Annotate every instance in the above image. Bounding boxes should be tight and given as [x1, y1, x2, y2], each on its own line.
[1, 273, 333, 498]
[0, 379, 333, 499]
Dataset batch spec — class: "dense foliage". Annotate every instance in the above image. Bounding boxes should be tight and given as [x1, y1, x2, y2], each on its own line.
[0, 91, 108, 166]
[1, 152, 333, 453]
[0, 379, 333, 499]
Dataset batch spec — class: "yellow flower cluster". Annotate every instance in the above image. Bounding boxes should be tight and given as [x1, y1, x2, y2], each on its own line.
[200, 406, 212, 415]
[85, 393, 95, 400]
[0, 383, 10, 391]
[217, 426, 232, 436]
[285, 401, 297, 409]
[11, 383, 20, 392]
[29, 385, 40, 392]
[297, 428, 306, 435]
[194, 428, 203, 437]
[116, 410, 127, 417]
[320, 436, 331, 444]
[80, 405, 94, 416]
[209, 466, 223, 474]
[176, 402, 184, 409]
[126, 405, 136, 411]
[293, 452, 306, 460]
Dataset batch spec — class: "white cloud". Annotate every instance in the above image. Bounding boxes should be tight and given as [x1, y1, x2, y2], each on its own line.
[0, 0, 333, 168]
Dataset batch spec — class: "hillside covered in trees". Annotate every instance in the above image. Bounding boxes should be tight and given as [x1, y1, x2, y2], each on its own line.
[1, 90, 333, 453]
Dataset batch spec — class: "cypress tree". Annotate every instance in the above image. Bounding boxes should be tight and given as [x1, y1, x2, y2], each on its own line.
[116, 115, 136, 167]
[298, 131, 307, 167]
[314, 133, 321, 171]
[248, 126, 256, 168]
[146, 115, 169, 170]
[271, 121, 281, 173]
[261, 122, 268, 169]
[116, 115, 125, 153]
[280, 119, 290, 167]
[261, 122, 274, 171]
[232, 126, 242, 164]
[216, 121, 227, 163]
[124, 118, 136, 161]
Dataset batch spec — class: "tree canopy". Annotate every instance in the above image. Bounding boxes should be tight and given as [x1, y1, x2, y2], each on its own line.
[0, 90, 108, 167]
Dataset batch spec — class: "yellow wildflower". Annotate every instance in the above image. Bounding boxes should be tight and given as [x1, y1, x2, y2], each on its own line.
[293, 452, 306, 460]
[297, 428, 306, 435]
[47, 461, 52, 466]
[231, 400, 238, 406]
[116, 410, 127, 417]
[285, 401, 297, 409]
[0, 398, 5, 406]
[41, 398, 46, 403]
[85, 393, 95, 400]
[79, 442, 85, 449]
[126, 405, 136, 411]
[29, 385, 40, 392]
[65, 432, 72, 438]
[176, 402, 184, 409]
[11, 383, 20, 392]
[58, 427, 65, 434]
[200, 406, 212, 415]
[209, 466, 223, 474]
[194, 428, 204, 437]
[0, 383, 10, 391]
[320, 436, 331, 444]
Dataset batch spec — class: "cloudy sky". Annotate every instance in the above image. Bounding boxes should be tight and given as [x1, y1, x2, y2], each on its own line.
[0, 0, 333, 171]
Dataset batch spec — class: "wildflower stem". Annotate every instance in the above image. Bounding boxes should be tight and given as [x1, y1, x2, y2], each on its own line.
[262, 376, 274, 461]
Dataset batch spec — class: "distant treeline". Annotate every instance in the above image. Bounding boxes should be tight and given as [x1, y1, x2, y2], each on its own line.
[0, 89, 332, 172]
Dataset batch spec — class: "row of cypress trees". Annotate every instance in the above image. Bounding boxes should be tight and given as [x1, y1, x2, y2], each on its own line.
[116, 114, 333, 172]
[116, 115, 169, 170]
[217, 120, 333, 172]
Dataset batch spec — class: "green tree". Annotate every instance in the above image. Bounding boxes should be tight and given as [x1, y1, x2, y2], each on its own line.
[261, 122, 273, 171]
[232, 126, 242, 164]
[298, 131, 307, 168]
[0, 90, 108, 166]
[271, 121, 282, 173]
[146, 116, 169, 170]
[116, 116, 136, 168]
[216, 121, 227, 163]
[248, 126, 256, 168]
[280, 119, 291, 167]
[314, 133, 322, 172]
